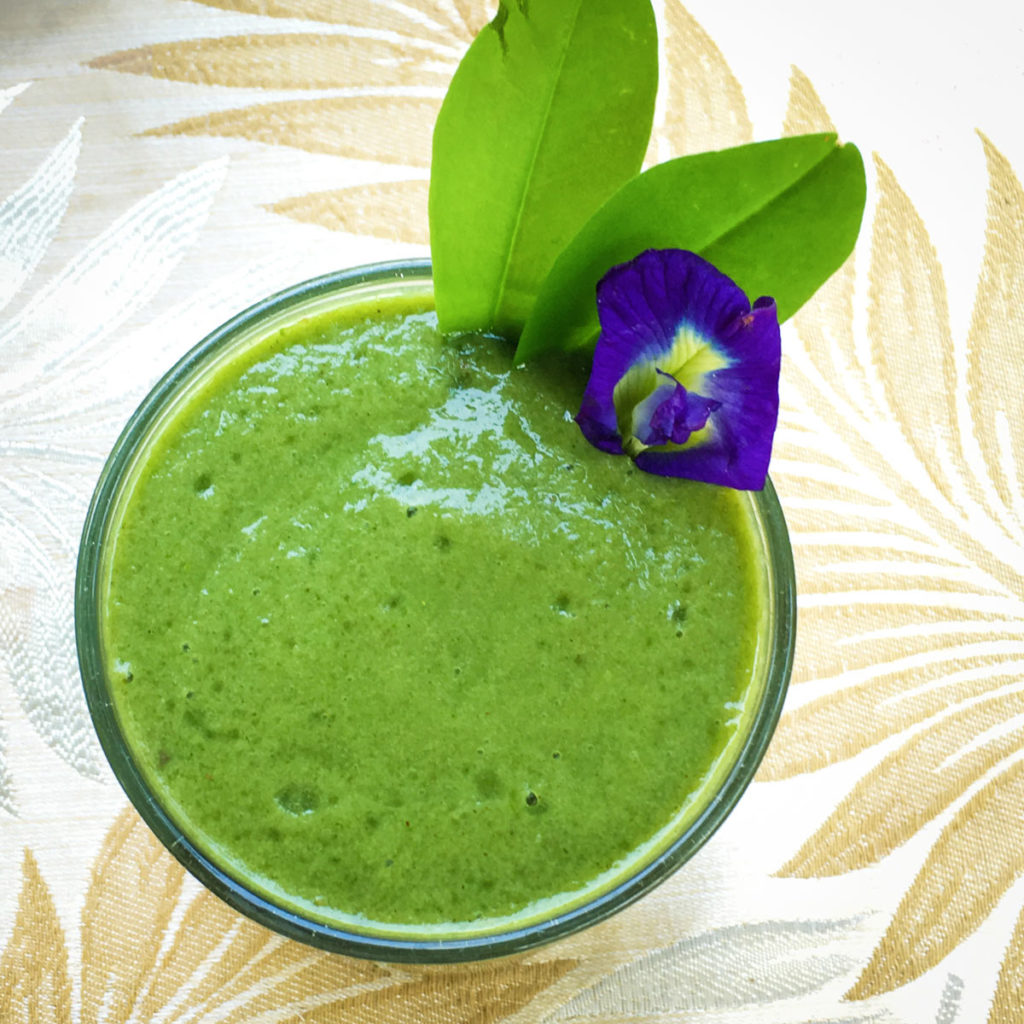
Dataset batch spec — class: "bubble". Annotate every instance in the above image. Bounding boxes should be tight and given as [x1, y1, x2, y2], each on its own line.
[275, 783, 320, 816]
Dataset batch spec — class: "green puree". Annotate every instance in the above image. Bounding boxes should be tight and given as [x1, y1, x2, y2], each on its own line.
[103, 295, 763, 932]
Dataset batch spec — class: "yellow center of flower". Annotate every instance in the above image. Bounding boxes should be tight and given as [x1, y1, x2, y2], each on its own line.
[613, 322, 730, 456]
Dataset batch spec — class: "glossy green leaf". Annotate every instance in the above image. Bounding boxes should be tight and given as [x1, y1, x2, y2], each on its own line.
[429, 0, 658, 339]
[516, 134, 866, 362]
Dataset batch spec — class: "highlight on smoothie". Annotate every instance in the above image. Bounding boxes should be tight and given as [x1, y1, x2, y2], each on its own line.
[77, 0, 865, 961]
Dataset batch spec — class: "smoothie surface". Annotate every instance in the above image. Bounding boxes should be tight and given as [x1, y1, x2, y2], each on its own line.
[102, 293, 765, 932]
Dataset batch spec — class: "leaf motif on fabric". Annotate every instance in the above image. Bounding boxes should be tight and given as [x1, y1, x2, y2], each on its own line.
[89, 33, 455, 91]
[268, 180, 429, 244]
[0, 157, 229, 384]
[0, 719, 14, 816]
[450, 0, 494, 39]
[868, 157, 961, 506]
[133, 886, 387, 1024]
[0, 81, 30, 117]
[766, 136, 1024, 729]
[769, 597, 1013, 699]
[69, 833, 571, 1024]
[990, 906, 1024, 1022]
[966, 132, 1024, 527]
[783, 66, 837, 137]
[80, 809, 187, 1024]
[762, 651, 1024, 780]
[0, 810, 394, 1023]
[764, 76, 1024, 994]
[0, 523, 98, 782]
[130, 889, 262, 1023]
[0, 157, 228, 784]
[297, 958, 578, 1024]
[0, 119, 80, 313]
[847, 760, 1024, 999]
[1, 154, 228, 434]
[658, 0, 752, 158]
[936, 973, 964, 1024]
[778, 691, 1024, 876]
[82, 0, 484, 203]
[0, 807, 392, 1024]
[145, 96, 440, 167]
[0, 851, 72, 1024]
[550, 918, 862, 1017]
[186, 0, 467, 46]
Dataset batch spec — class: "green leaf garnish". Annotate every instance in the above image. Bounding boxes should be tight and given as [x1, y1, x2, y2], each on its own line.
[515, 134, 866, 362]
[428, 0, 658, 340]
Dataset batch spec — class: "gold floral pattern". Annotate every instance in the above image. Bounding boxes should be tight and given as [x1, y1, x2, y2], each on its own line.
[0, 852, 71, 1024]
[86, 0, 488, 242]
[765, 72, 1024, 999]
[82, 0, 753, 244]
[0, 808, 577, 1023]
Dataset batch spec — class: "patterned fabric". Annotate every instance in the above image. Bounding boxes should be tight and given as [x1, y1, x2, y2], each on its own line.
[1, 1, 1022, 1021]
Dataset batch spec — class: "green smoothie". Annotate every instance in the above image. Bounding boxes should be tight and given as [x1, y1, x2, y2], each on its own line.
[101, 292, 765, 934]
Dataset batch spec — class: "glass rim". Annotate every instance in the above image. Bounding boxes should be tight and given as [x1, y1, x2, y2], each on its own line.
[76, 258, 796, 963]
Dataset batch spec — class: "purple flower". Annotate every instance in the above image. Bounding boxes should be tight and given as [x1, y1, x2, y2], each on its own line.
[575, 249, 781, 490]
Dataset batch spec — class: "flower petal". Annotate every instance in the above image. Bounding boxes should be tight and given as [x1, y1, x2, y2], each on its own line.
[633, 370, 718, 448]
[575, 250, 780, 489]
[639, 298, 780, 487]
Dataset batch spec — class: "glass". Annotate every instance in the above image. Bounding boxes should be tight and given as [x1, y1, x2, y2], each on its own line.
[76, 259, 796, 963]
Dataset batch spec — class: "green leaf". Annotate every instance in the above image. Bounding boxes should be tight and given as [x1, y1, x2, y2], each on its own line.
[515, 134, 866, 362]
[429, 0, 658, 339]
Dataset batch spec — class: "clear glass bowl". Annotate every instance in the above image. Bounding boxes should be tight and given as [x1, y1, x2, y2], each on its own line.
[76, 259, 796, 963]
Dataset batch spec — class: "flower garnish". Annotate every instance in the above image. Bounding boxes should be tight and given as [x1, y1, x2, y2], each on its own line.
[575, 249, 781, 490]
